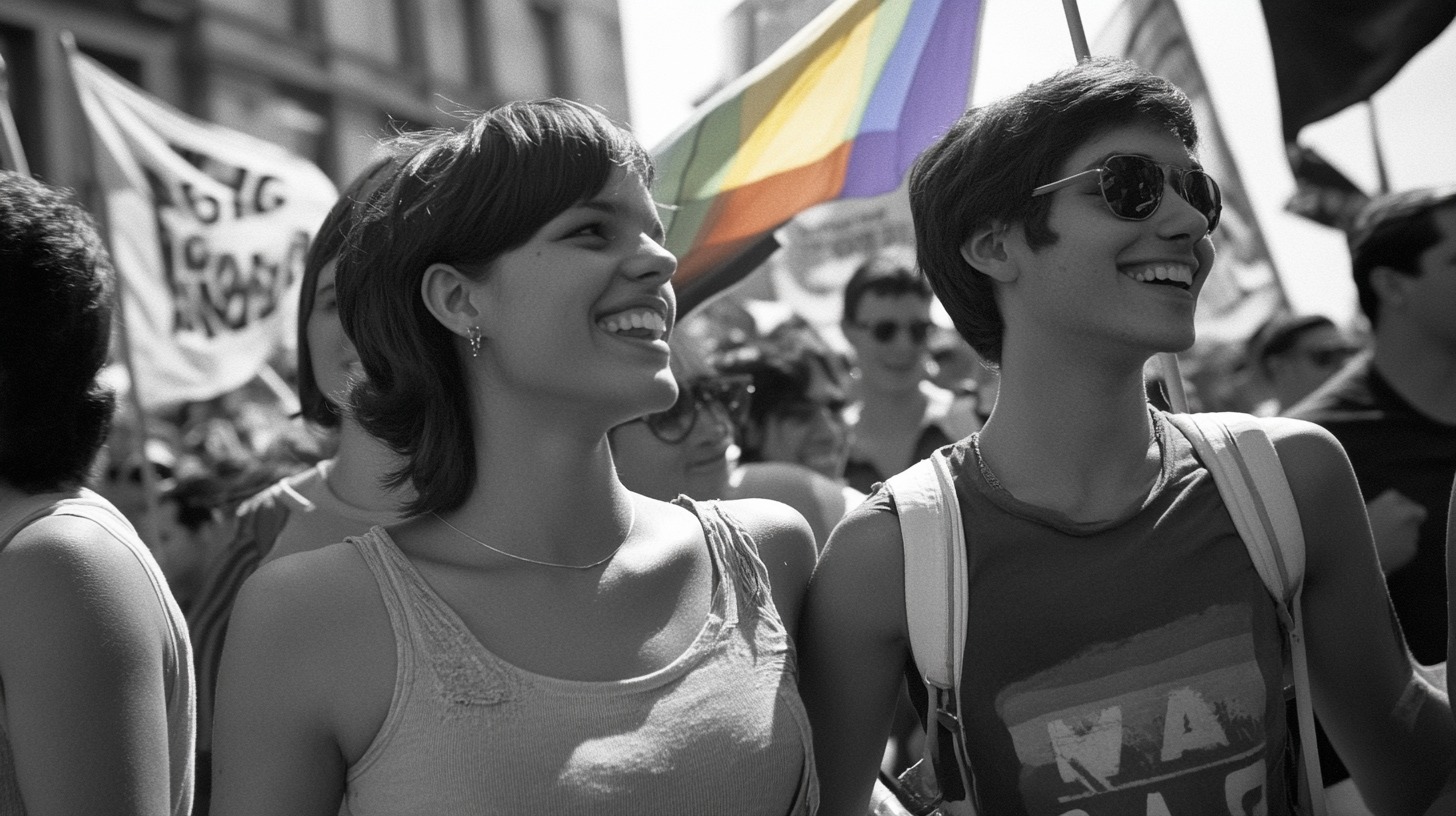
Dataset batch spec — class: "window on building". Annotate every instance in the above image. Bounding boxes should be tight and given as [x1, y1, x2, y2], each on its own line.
[209, 72, 329, 167]
[322, 0, 403, 65]
[419, 0, 473, 86]
[531, 1, 566, 96]
[202, 0, 304, 32]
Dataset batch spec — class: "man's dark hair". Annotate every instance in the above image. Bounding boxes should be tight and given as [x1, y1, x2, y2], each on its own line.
[0, 171, 117, 493]
[1248, 312, 1337, 376]
[841, 245, 932, 325]
[908, 57, 1198, 366]
[1349, 186, 1456, 327]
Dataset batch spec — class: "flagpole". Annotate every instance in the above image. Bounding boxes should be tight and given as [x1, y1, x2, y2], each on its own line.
[0, 52, 31, 176]
[1366, 101, 1391, 195]
[57, 31, 167, 553]
[1057, 1, 1190, 412]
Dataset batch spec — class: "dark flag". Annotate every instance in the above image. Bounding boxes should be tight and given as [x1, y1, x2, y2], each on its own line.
[1261, 0, 1456, 141]
[1282, 144, 1370, 232]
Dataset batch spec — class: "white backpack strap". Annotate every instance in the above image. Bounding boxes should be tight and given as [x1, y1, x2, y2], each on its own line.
[887, 451, 968, 691]
[886, 450, 976, 808]
[1166, 411, 1326, 816]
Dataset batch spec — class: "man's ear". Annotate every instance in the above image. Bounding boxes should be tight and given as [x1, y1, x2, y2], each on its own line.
[420, 262, 485, 339]
[960, 222, 1018, 283]
[1369, 265, 1412, 313]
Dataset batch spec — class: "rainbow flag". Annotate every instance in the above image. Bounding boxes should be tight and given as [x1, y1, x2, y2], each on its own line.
[655, 0, 984, 311]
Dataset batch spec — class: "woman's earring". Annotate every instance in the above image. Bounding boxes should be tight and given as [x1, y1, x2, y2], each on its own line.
[467, 326, 482, 358]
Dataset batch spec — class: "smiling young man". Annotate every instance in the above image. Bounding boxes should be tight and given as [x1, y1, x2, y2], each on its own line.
[839, 247, 981, 493]
[798, 59, 1456, 816]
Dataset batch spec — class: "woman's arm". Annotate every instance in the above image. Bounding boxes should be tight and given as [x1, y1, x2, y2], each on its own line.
[0, 515, 174, 816]
[209, 547, 387, 816]
[1266, 418, 1456, 814]
[797, 503, 912, 816]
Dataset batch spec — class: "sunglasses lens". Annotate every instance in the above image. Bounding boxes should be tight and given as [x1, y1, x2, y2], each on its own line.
[1100, 155, 1164, 220]
[1180, 169, 1222, 232]
[870, 322, 897, 343]
[644, 396, 695, 444]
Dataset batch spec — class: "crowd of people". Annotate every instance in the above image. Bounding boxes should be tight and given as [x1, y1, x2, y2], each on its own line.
[2, 55, 1455, 816]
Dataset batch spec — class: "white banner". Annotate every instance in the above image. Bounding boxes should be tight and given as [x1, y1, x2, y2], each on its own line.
[67, 47, 337, 408]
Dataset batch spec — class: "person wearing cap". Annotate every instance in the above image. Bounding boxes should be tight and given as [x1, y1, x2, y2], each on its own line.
[1247, 312, 1360, 416]
[1286, 186, 1456, 815]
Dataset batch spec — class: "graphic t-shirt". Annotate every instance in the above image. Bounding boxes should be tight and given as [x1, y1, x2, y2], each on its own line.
[874, 412, 1291, 816]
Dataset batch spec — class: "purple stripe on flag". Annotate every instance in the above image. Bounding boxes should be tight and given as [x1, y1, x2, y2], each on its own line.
[841, 0, 981, 197]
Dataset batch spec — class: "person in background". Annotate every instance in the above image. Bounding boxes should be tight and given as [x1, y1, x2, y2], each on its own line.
[0, 170, 194, 815]
[1286, 186, 1456, 815]
[210, 100, 817, 815]
[614, 334, 863, 548]
[799, 58, 1456, 815]
[714, 336, 853, 481]
[184, 158, 406, 815]
[1247, 312, 1359, 416]
[840, 247, 981, 493]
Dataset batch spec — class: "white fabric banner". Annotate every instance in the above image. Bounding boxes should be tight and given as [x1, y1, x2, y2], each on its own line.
[67, 47, 337, 408]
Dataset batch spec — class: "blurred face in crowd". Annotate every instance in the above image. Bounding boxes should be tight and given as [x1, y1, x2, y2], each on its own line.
[759, 363, 850, 480]
[611, 352, 749, 501]
[843, 292, 933, 394]
[1265, 323, 1358, 407]
[306, 259, 362, 412]
[1394, 204, 1456, 352]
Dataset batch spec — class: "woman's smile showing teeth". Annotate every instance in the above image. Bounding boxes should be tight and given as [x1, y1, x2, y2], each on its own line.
[1121, 262, 1194, 290]
[597, 307, 668, 340]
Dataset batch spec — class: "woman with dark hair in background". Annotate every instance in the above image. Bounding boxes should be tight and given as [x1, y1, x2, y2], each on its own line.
[0, 171, 194, 815]
[210, 100, 817, 815]
[184, 157, 405, 813]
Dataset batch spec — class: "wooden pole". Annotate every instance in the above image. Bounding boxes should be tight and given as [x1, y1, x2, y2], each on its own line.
[0, 52, 32, 176]
[57, 32, 167, 550]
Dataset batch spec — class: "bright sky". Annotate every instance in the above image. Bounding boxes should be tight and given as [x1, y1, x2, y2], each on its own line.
[617, 0, 1456, 326]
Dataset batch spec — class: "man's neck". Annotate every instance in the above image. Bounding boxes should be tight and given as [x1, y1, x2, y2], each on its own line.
[1373, 329, 1456, 424]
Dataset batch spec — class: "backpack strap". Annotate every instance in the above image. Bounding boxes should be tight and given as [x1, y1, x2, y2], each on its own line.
[1165, 412, 1327, 816]
[886, 450, 976, 808]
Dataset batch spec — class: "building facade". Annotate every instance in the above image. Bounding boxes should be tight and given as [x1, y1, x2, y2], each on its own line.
[0, 0, 631, 193]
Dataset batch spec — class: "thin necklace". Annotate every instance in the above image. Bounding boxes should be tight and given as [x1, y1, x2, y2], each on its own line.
[431, 502, 636, 570]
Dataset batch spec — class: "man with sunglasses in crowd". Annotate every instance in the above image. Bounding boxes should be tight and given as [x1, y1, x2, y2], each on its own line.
[799, 58, 1456, 816]
[1248, 313, 1360, 417]
[1285, 187, 1456, 815]
[839, 246, 982, 494]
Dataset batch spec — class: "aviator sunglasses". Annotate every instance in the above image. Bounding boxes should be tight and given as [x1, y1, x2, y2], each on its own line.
[635, 375, 755, 445]
[1032, 154, 1223, 234]
[854, 320, 933, 345]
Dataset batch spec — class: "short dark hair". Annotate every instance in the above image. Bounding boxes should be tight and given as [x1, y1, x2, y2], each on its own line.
[1247, 313, 1336, 375]
[841, 245, 932, 324]
[0, 171, 117, 493]
[336, 100, 653, 517]
[908, 57, 1198, 366]
[1349, 186, 1456, 327]
[714, 338, 845, 462]
[296, 157, 400, 429]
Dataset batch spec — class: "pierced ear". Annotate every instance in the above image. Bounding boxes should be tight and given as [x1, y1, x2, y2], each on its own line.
[420, 262, 484, 339]
[960, 222, 1017, 282]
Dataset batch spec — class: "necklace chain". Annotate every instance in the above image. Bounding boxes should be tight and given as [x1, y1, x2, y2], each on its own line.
[972, 416, 1164, 494]
[431, 503, 635, 570]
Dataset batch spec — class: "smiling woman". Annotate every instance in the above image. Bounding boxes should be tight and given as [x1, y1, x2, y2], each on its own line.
[208, 99, 819, 816]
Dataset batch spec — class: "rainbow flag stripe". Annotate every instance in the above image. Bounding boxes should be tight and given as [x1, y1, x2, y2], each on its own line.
[654, 0, 983, 308]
